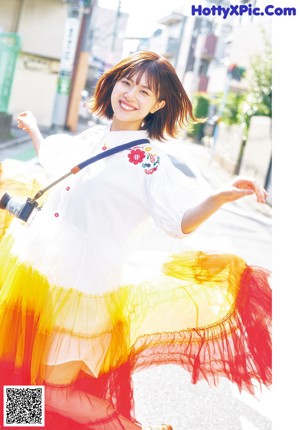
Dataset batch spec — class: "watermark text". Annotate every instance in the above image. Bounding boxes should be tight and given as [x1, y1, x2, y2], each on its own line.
[191, 4, 296, 19]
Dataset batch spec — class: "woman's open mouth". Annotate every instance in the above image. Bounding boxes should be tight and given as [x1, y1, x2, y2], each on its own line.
[119, 101, 137, 111]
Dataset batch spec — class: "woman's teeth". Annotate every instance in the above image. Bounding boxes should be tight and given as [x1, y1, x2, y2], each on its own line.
[120, 101, 135, 111]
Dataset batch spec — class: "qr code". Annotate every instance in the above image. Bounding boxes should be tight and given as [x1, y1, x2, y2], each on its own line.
[4, 386, 45, 427]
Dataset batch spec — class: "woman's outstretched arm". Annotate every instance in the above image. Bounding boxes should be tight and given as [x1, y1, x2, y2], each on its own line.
[17, 111, 44, 155]
[181, 176, 268, 234]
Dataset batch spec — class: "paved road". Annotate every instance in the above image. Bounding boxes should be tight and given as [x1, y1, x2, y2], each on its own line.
[0, 135, 272, 430]
[133, 140, 272, 430]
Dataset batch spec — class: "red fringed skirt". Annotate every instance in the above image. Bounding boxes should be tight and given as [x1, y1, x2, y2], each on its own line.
[0, 162, 271, 430]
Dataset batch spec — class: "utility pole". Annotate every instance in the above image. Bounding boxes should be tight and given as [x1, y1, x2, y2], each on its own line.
[66, 0, 97, 131]
[192, 33, 203, 94]
[111, 0, 121, 56]
[51, 0, 81, 130]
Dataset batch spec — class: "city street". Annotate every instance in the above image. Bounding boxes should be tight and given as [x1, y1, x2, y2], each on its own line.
[0, 131, 272, 430]
[134, 140, 272, 430]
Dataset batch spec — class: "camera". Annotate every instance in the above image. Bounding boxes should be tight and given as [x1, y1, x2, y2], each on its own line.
[0, 193, 39, 222]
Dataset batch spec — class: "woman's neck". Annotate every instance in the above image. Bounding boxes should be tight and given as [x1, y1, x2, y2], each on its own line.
[110, 116, 143, 132]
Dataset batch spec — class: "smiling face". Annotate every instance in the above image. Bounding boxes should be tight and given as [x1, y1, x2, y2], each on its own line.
[110, 73, 165, 131]
[89, 51, 195, 141]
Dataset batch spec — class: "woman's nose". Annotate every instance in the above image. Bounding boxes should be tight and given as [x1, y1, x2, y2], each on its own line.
[124, 87, 136, 100]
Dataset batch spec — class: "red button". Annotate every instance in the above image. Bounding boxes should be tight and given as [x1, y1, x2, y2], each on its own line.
[54, 213, 59, 217]
[66, 186, 70, 191]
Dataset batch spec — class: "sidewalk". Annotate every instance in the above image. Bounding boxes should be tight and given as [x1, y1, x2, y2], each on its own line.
[0, 124, 32, 149]
[157, 136, 272, 224]
[0, 119, 89, 161]
[0, 117, 89, 149]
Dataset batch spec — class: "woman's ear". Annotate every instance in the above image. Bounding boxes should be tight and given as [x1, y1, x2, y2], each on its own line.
[150, 100, 166, 114]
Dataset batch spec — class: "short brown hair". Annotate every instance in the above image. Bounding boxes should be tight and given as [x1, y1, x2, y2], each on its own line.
[88, 51, 199, 141]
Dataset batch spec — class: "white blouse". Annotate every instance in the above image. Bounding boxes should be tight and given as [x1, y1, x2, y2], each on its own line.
[9, 126, 202, 294]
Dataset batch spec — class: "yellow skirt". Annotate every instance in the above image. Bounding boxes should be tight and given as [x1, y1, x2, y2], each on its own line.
[0, 161, 271, 430]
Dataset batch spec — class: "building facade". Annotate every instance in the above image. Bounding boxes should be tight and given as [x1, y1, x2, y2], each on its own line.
[0, 0, 67, 126]
[0, 0, 128, 128]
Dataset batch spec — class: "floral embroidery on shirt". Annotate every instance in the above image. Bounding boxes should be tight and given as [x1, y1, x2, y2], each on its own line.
[128, 148, 146, 165]
[128, 146, 160, 174]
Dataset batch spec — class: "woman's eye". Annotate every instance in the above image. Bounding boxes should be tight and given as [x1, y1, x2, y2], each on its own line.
[122, 80, 130, 86]
[141, 90, 149, 96]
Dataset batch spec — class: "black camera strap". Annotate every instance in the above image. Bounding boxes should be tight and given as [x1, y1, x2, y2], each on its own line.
[30, 138, 150, 203]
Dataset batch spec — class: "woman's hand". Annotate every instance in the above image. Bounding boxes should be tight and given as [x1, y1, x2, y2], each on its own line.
[17, 111, 38, 134]
[214, 176, 268, 204]
[16, 111, 43, 154]
[182, 176, 268, 234]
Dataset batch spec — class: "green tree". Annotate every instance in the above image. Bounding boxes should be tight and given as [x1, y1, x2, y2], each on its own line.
[187, 92, 210, 142]
[222, 92, 246, 126]
[241, 36, 272, 129]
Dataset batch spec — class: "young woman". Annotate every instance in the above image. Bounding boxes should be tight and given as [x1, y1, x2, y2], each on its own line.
[0, 51, 271, 430]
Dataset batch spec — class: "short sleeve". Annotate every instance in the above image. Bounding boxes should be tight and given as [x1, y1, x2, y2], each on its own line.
[144, 150, 204, 238]
[38, 134, 76, 178]
[38, 126, 106, 179]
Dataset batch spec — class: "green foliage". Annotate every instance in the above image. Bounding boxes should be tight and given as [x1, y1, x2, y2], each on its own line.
[187, 92, 210, 141]
[241, 37, 272, 128]
[222, 92, 246, 126]
[221, 34, 272, 132]
[228, 64, 246, 81]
